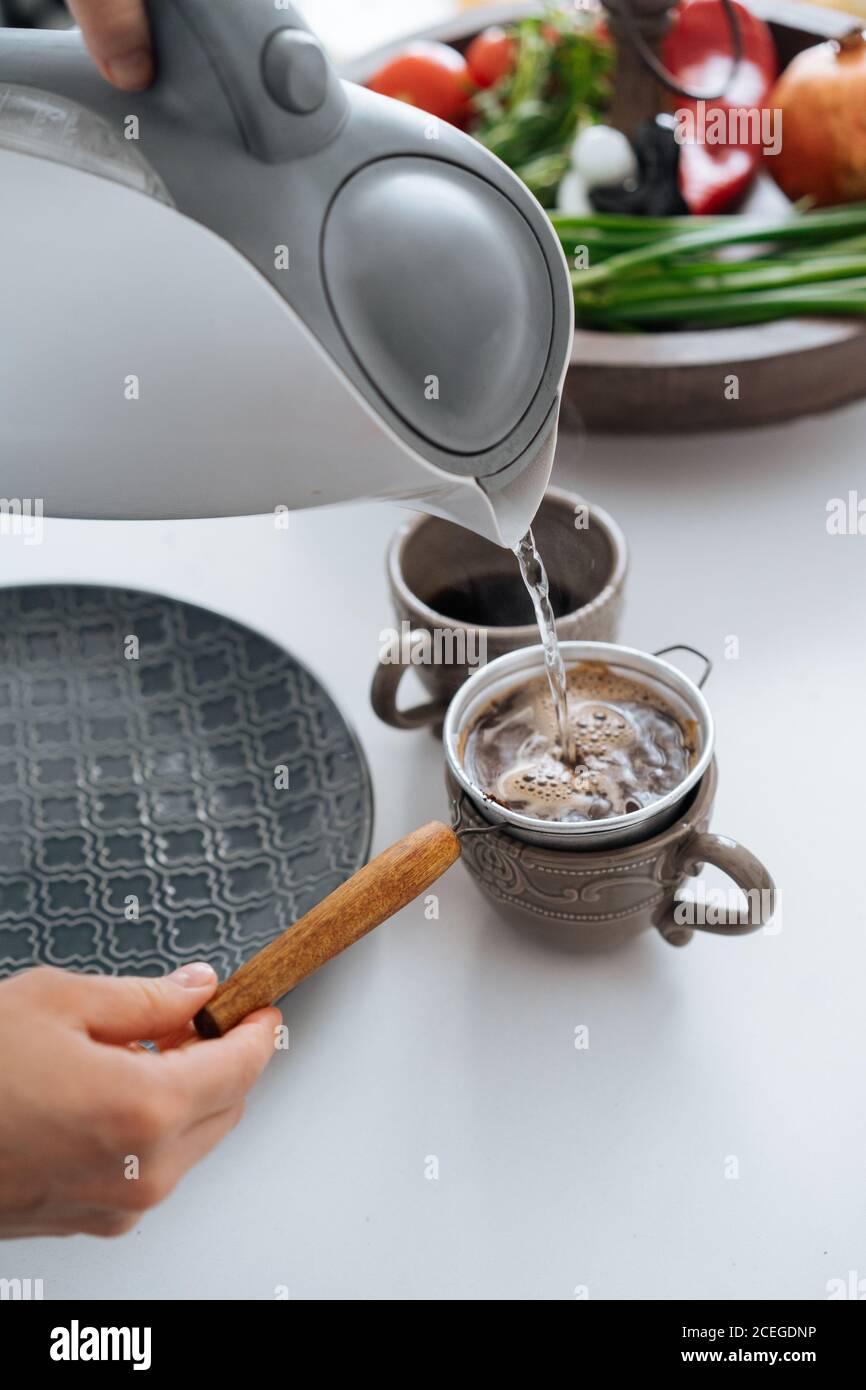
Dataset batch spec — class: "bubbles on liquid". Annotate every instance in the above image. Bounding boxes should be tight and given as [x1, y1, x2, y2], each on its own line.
[462, 662, 697, 825]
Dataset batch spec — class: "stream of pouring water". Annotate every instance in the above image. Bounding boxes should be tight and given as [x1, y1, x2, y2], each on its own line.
[514, 529, 577, 766]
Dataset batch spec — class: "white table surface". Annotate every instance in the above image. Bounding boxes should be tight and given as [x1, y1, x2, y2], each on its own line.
[2, 404, 865, 1301]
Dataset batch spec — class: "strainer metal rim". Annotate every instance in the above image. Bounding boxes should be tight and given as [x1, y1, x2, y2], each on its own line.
[442, 640, 715, 847]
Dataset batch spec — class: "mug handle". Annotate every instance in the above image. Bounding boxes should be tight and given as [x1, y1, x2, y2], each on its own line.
[370, 633, 449, 730]
[655, 831, 777, 947]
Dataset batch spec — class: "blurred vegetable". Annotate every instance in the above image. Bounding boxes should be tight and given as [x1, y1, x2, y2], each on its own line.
[663, 0, 777, 214]
[769, 31, 866, 207]
[367, 41, 472, 124]
[515, 148, 575, 206]
[663, 0, 777, 110]
[468, 10, 612, 206]
[364, 12, 610, 204]
[465, 26, 516, 89]
[551, 204, 866, 327]
[574, 125, 637, 188]
[557, 168, 593, 216]
[557, 125, 637, 216]
[678, 142, 759, 215]
[590, 117, 689, 216]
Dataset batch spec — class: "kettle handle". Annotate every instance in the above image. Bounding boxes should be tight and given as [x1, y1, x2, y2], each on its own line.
[143, 0, 348, 161]
[0, 1, 347, 165]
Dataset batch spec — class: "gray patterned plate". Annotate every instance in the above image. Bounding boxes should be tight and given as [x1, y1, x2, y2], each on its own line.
[0, 585, 373, 979]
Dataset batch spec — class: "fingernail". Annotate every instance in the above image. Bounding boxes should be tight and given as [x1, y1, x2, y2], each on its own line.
[171, 962, 216, 989]
[105, 49, 154, 91]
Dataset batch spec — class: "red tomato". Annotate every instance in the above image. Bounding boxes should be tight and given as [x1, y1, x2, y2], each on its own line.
[465, 26, 516, 88]
[367, 42, 472, 123]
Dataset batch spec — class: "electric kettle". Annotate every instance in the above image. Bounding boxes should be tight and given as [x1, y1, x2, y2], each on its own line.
[0, 0, 574, 547]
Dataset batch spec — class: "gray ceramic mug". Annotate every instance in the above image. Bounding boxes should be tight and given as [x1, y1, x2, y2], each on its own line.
[443, 641, 776, 948]
[371, 489, 627, 731]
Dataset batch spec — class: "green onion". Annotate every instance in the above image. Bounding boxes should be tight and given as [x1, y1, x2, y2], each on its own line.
[548, 206, 866, 330]
[572, 206, 866, 288]
[577, 279, 866, 329]
[583, 257, 866, 309]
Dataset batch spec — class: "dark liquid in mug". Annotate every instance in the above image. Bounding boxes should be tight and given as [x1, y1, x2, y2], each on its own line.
[427, 575, 582, 628]
[461, 661, 698, 824]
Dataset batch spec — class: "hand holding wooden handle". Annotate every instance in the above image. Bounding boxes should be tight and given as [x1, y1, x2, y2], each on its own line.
[194, 821, 461, 1038]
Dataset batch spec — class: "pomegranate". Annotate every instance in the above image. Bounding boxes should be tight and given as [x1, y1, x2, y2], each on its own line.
[769, 30, 866, 206]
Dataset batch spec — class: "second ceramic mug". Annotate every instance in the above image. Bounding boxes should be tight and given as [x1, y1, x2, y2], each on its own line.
[371, 488, 628, 730]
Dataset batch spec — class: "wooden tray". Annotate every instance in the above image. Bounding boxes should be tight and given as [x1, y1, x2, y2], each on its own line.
[342, 1, 866, 433]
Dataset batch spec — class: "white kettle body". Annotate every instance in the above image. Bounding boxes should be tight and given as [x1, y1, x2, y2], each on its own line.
[0, 1, 574, 547]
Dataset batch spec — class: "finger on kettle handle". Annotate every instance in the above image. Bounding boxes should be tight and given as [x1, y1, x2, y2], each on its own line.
[194, 822, 461, 1037]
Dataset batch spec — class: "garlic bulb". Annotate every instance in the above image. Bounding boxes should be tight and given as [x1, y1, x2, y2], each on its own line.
[555, 167, 592, 215]
[571, 124, 638, 190]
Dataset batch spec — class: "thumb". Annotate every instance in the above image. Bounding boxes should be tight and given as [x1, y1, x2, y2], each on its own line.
[74, 963, 219, 1043]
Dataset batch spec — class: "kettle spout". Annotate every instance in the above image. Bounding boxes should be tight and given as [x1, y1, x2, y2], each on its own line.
[412, 404, 560, 550]
[477, 406, 561, 549]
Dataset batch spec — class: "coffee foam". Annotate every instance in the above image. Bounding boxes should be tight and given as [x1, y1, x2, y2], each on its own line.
[461, 661, 698, 824]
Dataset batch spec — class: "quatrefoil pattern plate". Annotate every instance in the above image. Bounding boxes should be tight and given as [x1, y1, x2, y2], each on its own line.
[0, 585, 373, 979]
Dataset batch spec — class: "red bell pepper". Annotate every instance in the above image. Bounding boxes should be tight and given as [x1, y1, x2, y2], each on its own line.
[662, 0, 778, 214]
[677, 142, 759, 215]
